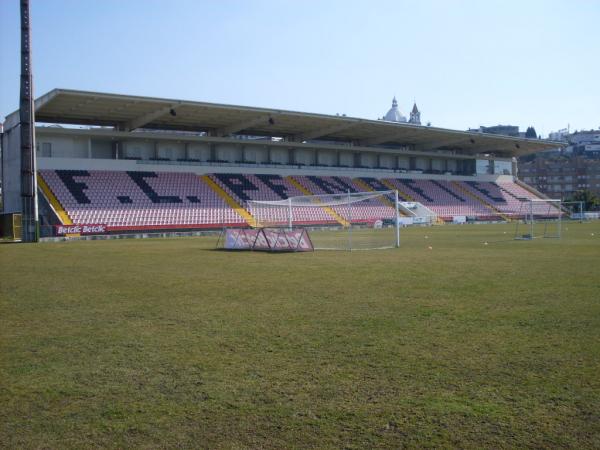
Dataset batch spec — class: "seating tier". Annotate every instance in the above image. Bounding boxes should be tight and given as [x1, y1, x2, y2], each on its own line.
[292, 176, 396, 223]
[209, 173, 335, 225]
[39, 169, 552, 230]
[40, 170, 245, 228]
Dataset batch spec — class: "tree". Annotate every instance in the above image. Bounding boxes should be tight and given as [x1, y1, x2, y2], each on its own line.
[525, 126, 537, 139]
[567, 189, 600, 211]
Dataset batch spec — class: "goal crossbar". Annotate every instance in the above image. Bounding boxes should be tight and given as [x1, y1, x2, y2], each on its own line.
[247, 190, 396, 208]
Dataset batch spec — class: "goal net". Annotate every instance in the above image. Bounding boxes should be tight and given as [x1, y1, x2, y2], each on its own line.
[513, 198, 562, 240]
[246, 190, 401, 250]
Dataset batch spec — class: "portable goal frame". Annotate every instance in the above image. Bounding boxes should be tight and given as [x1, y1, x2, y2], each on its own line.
[513, 198, 562, 240]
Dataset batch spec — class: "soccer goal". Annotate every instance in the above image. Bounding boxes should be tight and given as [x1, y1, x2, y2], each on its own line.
[244, 190, 401, 251]
[561, 201, 586, 222]
[514, 198, 562, 240]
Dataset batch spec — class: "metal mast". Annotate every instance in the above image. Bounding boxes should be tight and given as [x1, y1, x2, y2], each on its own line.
[20, 0, 38, 242]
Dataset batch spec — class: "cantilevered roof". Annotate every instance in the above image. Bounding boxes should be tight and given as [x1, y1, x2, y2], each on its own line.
[6, 89, 562, 157]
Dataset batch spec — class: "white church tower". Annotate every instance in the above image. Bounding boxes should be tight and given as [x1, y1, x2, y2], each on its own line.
[409, 102, 421, 125]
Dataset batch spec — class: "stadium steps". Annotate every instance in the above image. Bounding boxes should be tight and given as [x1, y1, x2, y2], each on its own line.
[380, 179, 414, 202]
[353, 178, 395, 207]
[201, 175, 257, 227]
[515, 179, 550, 199]
[451, 181, 510, 221]
[286, 176, 350, 226]
[353, 177, 412, 218]
[37, 173, 73, 225]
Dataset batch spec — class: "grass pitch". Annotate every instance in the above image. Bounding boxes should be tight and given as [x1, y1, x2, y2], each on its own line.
[1, 222, 600, 449]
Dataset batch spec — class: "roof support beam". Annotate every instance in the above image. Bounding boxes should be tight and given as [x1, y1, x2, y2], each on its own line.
[293, 121, 358, 142]
[216, 114, 274, 137]
[123, 103, 181, 131]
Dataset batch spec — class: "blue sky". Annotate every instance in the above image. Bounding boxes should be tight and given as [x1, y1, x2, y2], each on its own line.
[1, 0, 599, 136]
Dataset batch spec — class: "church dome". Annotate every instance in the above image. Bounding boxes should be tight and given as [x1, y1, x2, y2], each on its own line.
[383, 97, 407, 123]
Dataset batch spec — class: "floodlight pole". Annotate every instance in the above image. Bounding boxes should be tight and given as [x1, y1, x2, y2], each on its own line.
[19, 0, 38, 242]
[395, 190, 400, 248]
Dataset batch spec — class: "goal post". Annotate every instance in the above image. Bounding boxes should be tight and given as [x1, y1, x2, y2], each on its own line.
[245, 190, 401, 251]
[514, 198, 562, 240]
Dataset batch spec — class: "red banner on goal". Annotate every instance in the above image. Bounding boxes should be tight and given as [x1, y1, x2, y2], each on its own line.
[224, 228, 313, 252]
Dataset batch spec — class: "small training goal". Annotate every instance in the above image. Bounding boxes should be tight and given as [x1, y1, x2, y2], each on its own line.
[513, 198, 562, 240]
[218, 190, 401, 251]
[561, 201, 586, 222]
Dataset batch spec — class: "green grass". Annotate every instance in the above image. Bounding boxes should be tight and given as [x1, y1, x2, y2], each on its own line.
[1, 222, 600, 449]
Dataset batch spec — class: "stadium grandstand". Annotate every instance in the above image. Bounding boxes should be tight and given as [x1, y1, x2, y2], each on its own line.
[0, 89, 561, 238]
